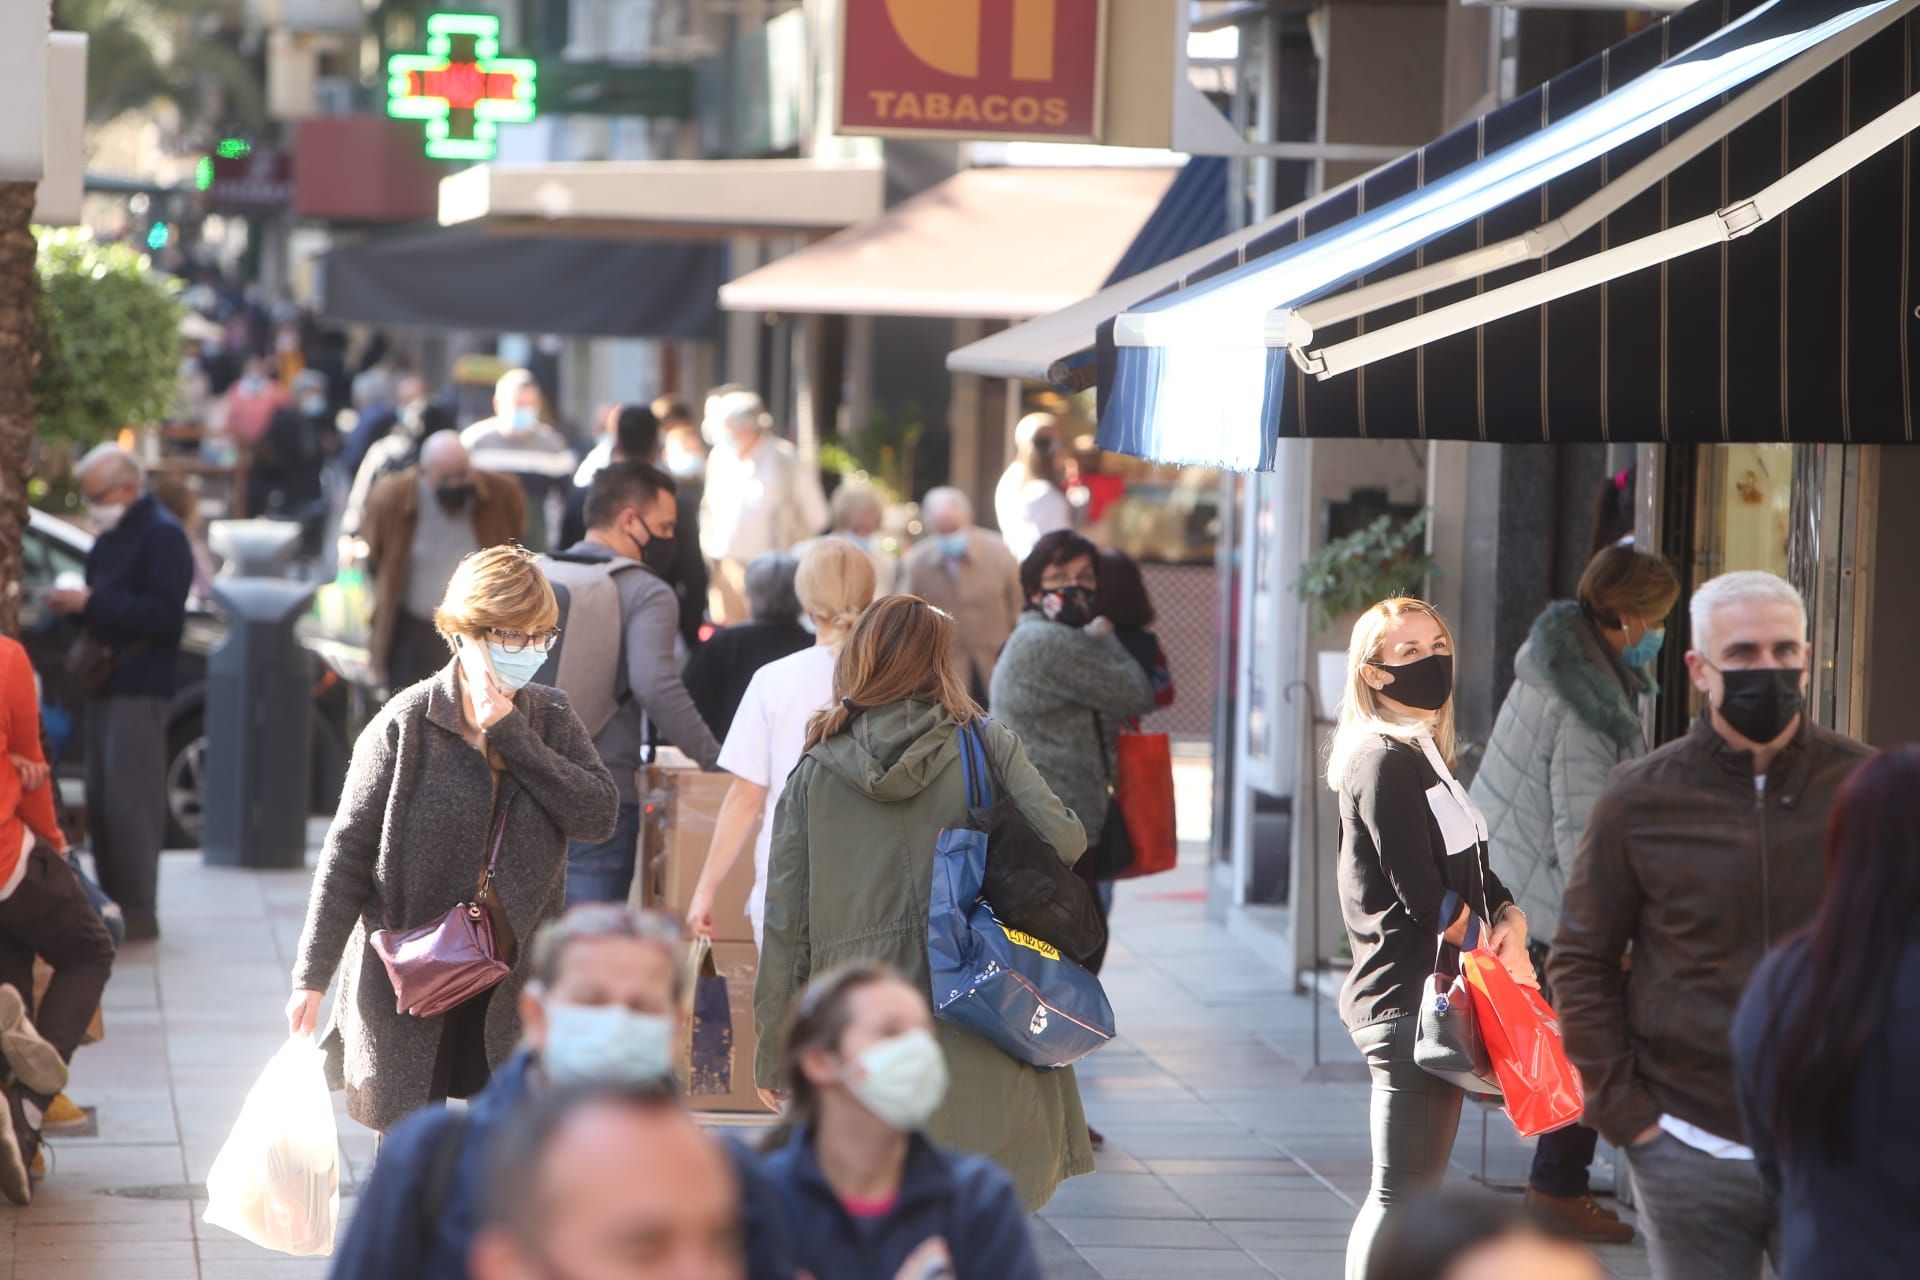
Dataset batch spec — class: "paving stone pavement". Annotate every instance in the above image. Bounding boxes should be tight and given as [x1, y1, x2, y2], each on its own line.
[1, 763, 1651, 1279]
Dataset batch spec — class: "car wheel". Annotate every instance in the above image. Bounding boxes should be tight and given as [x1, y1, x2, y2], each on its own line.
[166, 714, 207, 850]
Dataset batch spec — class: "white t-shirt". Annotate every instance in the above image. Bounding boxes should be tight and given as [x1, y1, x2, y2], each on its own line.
[993, 466, 1072, 562]
[715, 644, 839, 946]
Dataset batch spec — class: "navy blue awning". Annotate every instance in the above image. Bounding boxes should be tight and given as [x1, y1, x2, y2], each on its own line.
[1099, 0, 1919, 469]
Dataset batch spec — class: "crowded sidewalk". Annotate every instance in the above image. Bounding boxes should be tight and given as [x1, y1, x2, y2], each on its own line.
[0, 759, 1645, 1280]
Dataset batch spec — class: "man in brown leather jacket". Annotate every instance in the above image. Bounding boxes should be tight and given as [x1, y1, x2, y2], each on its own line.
[1551, 570, 1873, 1280]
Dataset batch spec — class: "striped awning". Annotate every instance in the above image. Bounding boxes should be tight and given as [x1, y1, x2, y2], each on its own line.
[1100, 0, 1920, 470]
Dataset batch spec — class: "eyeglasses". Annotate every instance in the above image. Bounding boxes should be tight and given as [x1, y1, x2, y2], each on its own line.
[488, 627, 562, 655]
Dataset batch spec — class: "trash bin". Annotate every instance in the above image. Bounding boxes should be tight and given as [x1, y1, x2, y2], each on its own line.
[202, 522, 315, 869]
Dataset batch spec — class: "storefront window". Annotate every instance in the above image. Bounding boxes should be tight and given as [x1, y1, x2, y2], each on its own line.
[1698, 442, 1794, 578]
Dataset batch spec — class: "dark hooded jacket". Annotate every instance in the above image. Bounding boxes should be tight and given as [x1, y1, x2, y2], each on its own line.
[754, 700, 1094, 1211]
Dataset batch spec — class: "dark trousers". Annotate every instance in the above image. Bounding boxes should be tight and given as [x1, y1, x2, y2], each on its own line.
[1526, 938, 1602, 1196]
[83, 695, 169, 927]
[0, 848, 116, 1108]
[1347, 1015, 1464, 1280]
[386, 608, 448, 695]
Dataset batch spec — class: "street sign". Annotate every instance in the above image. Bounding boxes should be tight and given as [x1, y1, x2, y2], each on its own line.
[386, 12, 538, 162]
[196, 141, 294, 211]
[537, 62, 695, 118]
[837, 0, 1107, 143]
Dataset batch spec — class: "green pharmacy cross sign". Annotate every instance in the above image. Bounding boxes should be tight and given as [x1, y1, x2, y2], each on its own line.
[387, 12, 538, 162]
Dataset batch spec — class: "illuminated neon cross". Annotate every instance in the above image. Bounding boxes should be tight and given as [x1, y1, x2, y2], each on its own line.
[387, 13, 538, 162]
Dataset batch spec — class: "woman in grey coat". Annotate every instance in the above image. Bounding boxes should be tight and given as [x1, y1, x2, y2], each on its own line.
[1467, 545, 1677, 1241]
[287, 546, 618, 1133]
[989, 530, 1153, 984]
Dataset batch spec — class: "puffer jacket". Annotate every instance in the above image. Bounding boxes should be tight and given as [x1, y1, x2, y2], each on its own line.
[1468, 602, 1651, 941]
[1549, 714, 1874, 1148]
[755, 699, 1094, 1212]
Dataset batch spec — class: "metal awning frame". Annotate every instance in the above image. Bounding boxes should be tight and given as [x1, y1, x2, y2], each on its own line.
[1299, 83, 1920, 378]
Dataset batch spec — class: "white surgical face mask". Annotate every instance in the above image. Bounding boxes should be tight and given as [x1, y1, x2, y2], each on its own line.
[542, 1003, 675, 1086]
[87, 502, 129, 533]
[844, 1029, 948, 1132]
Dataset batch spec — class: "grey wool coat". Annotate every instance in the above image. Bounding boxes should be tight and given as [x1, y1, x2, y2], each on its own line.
[988, 613, 1154, 846]
[293, 661, 618, 1132]
[1467, 602, 1652, 942]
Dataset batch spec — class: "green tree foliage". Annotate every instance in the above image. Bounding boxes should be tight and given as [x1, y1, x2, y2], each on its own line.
[55, 0, 264, 130]
[33, 229, 181, 444]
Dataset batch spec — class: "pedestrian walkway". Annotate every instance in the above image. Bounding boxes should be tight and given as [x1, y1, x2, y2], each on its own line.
[1, 781, 1650, 1279]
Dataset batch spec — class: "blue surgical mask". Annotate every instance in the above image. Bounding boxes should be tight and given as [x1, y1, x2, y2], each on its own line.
[936, 532, 969, 559]
[542, 1004, 676, 1086]
[511, 404, 539, 432]
[301, 395, 328, 417]
[1623, 627, 1665, 669]
[485, 641, 549, 691]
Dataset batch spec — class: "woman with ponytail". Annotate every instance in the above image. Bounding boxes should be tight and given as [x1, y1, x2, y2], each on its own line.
[753, 595, 1093, 1212]
[690, 539, 877, 947]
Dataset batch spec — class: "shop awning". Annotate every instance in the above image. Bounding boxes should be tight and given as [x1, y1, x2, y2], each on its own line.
[1099, 0, 1920, 470]
[437, 158, 885, 237]
[717, 166, 1179, 320]
[319, 224, 725, 338]
[945, 157, 1233, 382]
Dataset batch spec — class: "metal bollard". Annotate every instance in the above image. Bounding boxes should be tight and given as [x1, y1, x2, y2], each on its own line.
[201, 521, 315, 869]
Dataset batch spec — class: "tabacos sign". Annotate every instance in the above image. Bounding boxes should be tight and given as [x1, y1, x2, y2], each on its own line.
[838, 0, 1107, 142]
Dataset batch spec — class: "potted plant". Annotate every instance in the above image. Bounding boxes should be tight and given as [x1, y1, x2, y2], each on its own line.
[1290, 509, 1439, 719]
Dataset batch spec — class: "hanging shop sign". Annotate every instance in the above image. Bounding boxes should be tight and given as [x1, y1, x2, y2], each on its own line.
[194, 139, 294, 211]
[386, 12, 537, 162]
[837, 0, 1107, 143]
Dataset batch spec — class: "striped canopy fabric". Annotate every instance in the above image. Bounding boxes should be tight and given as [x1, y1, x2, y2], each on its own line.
[1098, 0, 1920, 469]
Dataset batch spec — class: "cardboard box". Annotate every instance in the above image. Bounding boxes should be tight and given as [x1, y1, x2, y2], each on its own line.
[628, 762, 757, 943]
[679, 940, 773, 1115]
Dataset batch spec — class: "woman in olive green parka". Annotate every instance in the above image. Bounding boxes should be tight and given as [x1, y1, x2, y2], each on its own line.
[754, 594, 1095, 1211]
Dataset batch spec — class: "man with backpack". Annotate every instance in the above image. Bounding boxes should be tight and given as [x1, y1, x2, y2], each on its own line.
[539, 461, 722, 905]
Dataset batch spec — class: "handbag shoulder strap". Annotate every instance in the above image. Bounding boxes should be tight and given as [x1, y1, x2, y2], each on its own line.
[958, 719, 992, 809]
[1089, 710, 1113, 784]
[482, 780, 515, 875]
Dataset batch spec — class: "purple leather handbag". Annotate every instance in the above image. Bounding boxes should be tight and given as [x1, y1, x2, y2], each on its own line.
[370, 795, 514, 1019]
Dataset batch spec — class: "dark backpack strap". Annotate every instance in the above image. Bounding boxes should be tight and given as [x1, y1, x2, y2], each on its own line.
[959, 720, 991, 809]
[416, 1108, 472, 1253]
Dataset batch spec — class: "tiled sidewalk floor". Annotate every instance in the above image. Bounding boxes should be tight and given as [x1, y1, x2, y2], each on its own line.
[0, 773, 1650, 1279]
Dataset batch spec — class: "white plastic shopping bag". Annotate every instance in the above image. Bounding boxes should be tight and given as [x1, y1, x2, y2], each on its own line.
[203, 1037, 340, 1256]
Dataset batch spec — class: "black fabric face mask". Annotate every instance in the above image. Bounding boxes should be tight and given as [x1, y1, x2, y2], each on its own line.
[1713, 666, 1804, 744]
[435, 483, 475, 514]
[639, 531, 678, 579]
[1373, 653, 1454, 711]
[1037, 585, 1096, 628]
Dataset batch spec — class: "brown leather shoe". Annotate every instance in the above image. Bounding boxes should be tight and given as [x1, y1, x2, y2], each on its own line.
[1525, 1187, 1637, 1244]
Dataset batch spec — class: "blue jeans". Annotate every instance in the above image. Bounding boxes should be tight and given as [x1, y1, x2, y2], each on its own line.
[565, 803, 641, 907]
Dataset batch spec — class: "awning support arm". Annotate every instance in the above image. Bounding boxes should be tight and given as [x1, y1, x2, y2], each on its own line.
[1302, 86, 1920, 379]
[1268, 0, 1917, 350]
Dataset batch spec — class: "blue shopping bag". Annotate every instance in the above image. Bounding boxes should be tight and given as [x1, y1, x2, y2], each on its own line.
[927, 722, 1115, 1070]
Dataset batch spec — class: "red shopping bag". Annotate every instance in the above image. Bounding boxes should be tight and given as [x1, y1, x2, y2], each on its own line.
[1461, 947, 1585, 1137]
[1111, 731, 1177, 879]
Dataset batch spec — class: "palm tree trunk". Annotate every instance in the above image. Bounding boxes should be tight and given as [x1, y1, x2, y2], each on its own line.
[0, 181, 37, 639]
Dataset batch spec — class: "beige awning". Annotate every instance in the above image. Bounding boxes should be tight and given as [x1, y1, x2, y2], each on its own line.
[717, 166, 1178, 319]
[437, 159, 886, 238]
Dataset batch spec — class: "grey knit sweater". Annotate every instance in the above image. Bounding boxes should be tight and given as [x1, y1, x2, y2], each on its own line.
[988, 613, 1154, 844]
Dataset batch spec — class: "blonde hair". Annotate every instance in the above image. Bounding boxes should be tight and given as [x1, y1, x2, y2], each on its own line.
[1326, 597, 1458, 792]
[794, 539, 877, 647]
[804, 596, 980, 749]
[433, 545, 560, 646]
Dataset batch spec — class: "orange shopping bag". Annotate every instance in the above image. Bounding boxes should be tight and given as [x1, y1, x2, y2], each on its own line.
[1461, 946, 1585, 1138]
[1110, 731, 1177, 879]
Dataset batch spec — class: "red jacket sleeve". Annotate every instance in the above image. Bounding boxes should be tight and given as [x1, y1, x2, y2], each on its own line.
[3, 642, 66, 852]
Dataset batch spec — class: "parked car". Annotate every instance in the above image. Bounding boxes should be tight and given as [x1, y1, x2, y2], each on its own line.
[20, 508, 362, 849]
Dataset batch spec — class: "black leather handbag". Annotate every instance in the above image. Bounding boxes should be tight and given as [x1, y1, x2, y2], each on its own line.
[969, 721, 1108, 966]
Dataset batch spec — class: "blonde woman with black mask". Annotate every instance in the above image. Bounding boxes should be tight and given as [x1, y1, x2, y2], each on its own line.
[1329, 597, 1534, 1280]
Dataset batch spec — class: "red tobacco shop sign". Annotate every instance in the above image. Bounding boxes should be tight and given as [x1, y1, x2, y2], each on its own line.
[838, 0, 1107, 142]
